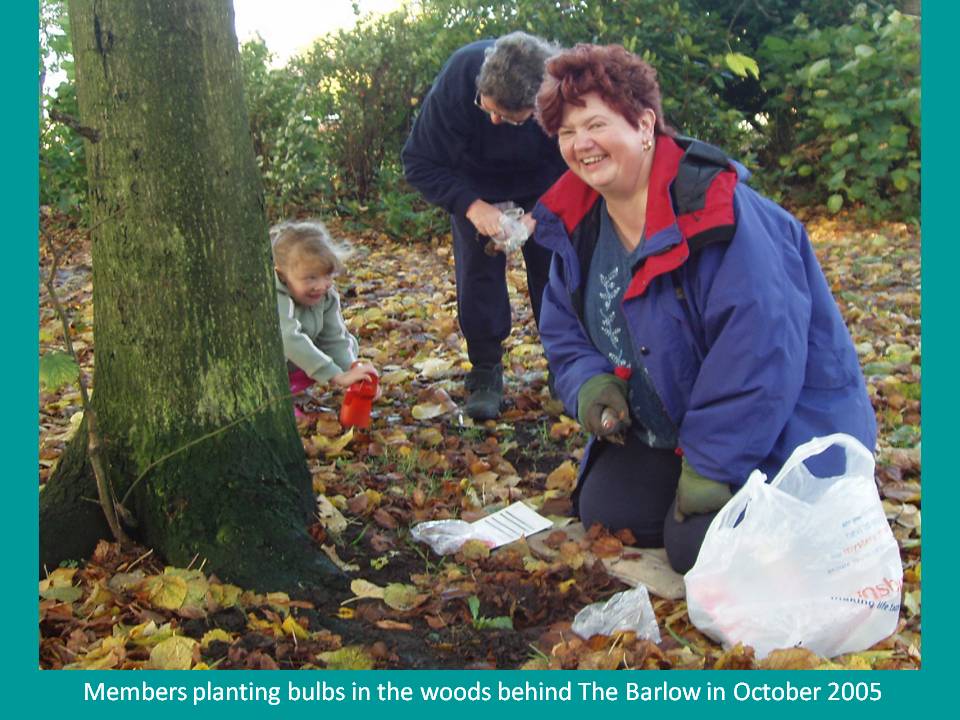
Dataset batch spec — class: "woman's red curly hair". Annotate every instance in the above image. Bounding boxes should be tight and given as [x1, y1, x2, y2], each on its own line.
[536, 44, 674, 138]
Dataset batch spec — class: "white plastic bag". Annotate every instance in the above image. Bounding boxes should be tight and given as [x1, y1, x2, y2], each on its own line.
[571, 585, 661, 642]
[684, 434, 903, 659]
[409, 520, 499, 555]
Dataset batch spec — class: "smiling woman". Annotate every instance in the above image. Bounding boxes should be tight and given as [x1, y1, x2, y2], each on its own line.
[530, 43, 877, 575]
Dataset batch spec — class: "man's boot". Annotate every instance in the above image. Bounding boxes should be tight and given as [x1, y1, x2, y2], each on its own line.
[464, 363, 503, 421]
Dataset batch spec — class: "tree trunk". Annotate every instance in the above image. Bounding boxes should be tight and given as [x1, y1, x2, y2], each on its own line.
[41, 0, 342, 595]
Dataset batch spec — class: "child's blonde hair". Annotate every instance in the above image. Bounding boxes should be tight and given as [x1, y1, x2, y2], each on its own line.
[270, 219, 353, 275]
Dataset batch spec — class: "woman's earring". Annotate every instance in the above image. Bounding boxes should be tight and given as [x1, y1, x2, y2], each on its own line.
[643, 137, 654, 151]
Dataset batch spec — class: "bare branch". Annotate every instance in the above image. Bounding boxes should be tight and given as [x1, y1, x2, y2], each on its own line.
[43, 234, 128, 544]
[48, 106, 101, 143]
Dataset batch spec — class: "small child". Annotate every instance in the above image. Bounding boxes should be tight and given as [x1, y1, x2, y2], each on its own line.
[271, 220, 378, 415]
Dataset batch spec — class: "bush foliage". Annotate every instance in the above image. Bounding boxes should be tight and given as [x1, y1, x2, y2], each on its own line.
[40, 0, 920, 227]
[757, 6, 920, 219]
[40, 1, 86, 214]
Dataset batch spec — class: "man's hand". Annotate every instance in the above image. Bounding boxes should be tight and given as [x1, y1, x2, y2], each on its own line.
[674, 458, 732, 521]
[577, 373, 631, 439]
[465, 199, 504, 238]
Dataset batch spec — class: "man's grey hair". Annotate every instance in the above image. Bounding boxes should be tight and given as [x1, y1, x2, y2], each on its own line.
[476, 32, 560, 112]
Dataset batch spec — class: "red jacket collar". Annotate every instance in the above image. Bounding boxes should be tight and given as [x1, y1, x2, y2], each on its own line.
[540, 135, 736, 242]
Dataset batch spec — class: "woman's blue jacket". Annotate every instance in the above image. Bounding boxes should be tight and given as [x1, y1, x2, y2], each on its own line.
[532, 135, 877, 485]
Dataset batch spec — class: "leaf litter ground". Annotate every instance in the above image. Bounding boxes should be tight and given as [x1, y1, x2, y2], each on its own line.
[38, 214, 920, 670]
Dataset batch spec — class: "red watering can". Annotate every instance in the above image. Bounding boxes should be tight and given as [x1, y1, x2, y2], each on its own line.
[340, 374, 378, 429]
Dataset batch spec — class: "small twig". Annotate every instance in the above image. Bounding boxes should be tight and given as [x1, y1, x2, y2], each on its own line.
[527, 642, 548, 661]
[726, 0, 750, 39]
[607, 632, 624, 655]
[350, 522, 370, 547]
[48, 106, 101, 143]
[665, 622, 693, 649]
[125, 548, 154, 572]
[44, 234, 128, 545]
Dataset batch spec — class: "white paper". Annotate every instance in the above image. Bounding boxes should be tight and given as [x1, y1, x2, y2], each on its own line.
[471, 501, 553, 548]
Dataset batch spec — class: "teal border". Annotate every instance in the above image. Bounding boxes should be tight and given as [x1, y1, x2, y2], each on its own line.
[15, 0, 41, 692]
[918, 0, 944, 677]
[20, 1, 939, 717]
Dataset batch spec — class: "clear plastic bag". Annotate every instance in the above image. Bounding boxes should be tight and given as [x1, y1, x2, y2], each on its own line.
[684, 433, 903, 659]
[485, 203, 529, 255]
[571, 584, 661, 642]
[494, 208, 529, 253]
[409, 520, 499, 555]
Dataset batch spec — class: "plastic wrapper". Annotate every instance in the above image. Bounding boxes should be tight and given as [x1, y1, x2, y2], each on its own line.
[409, 519, 499, 556]
[494, 209, 529, 253]
[571, 584, 661, 642]
[485, 204, 529, 256]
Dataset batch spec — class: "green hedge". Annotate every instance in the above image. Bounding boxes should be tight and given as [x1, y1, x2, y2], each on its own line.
[757, 6, 920, 220]
[39, 0, 920, 228]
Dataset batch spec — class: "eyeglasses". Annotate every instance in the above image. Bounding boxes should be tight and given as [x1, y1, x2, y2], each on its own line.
[474, 91, 530, 126]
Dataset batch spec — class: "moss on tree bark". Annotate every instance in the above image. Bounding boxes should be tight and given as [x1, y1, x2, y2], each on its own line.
[40, 0, 343, 594]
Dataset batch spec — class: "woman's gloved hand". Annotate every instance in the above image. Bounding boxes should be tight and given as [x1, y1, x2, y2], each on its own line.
[674, 457, 732, 522]
[577, 373, 631, 439]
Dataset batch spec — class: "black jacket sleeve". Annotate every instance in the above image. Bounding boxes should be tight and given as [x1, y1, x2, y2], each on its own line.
[401, 44, 485, 216]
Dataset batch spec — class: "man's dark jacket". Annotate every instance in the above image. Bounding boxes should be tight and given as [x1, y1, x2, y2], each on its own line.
[401, 40, 567, 215]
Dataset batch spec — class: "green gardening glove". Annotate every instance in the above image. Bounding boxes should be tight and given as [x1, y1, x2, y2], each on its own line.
[674, 457, 733, 522]
[577, 373, 631, 439]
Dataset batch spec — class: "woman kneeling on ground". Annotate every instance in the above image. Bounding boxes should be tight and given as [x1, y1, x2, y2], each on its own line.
[531, 44, 876, 572]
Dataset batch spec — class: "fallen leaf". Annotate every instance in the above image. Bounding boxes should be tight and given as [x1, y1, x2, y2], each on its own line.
[550, 415, 580, 440]
[416, 358, 454, 379]
[40, 567, 77, 592]
[558, 541, 584, 570]
[124, 620, 174, 647]
[714, 643, 756, 670]
[459, 539, 491, 560]
[207, 582, 242, 609]
[69, 636, 126, 670]
[316, 495, 348, 534]
[142, 573, 188, 611]
[589, 535, 623, 559]
[201, 629, 233, 648]
[412, 403, 447, 420]
[322, 544, 360, 573]
[417, 428, 444, 447]
[40, 584, 83, 603]
[375, 619, 413, 631]
[546, 461, 578, 492]
[383, 583, 423, 611]
[758, 647, 821, 669]
[373, 508, 398, 529]
[312, 427, 355, 457]
[164, 568, 208, 610]
[281, 615, 311, 640]
[903, 589, 920, 617]
[148, 636, 198, 670]
[108, 571, 146, 593]
[347, 579, 385, 602]
[318, 645, 374, 670]
[381, 369, 413, 385]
